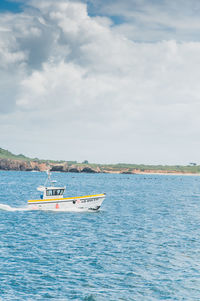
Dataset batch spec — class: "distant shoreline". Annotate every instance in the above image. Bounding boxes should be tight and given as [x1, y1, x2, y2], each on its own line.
[1, 147, 200, 175]
[1, 167, 200, 176]
[134, 171, 200, 176]
[103, 170, 200, 176]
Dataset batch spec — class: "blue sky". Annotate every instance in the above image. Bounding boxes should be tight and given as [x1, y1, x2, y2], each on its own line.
[2, 0, 200, 41]
[0, 0, 23, 12]
[1, 0, 200, 164]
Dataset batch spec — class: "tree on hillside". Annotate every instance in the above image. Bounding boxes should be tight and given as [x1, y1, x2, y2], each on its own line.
[82, 160, 89, 164]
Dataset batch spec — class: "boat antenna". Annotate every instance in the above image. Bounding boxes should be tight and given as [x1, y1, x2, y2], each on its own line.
[44, 169, 57, 187]
[45, 169, 51, 186]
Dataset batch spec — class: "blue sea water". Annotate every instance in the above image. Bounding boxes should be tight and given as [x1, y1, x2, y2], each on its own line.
[1, 171, 200, 300]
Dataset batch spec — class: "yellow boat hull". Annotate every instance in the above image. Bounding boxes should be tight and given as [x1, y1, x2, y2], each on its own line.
[28, 193, 105, 211]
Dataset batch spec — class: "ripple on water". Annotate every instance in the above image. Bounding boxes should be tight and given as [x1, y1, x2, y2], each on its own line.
[1, 172, 200, 300]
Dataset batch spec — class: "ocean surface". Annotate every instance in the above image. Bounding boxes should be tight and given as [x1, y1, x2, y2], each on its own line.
[0, 171, 200, 300]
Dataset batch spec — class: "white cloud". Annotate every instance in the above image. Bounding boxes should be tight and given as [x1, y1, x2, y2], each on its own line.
[1, 0, 200, 164]
[90, 0, 200, 42]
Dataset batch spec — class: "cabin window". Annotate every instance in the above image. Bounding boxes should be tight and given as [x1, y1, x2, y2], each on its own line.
[46, 190, 52, 196]
[46, 189, 64, 196]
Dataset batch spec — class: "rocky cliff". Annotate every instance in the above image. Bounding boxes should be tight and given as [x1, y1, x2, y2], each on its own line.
[0, 159, 48, 171]
[0, 159, 101, 173]
[0, 158, 196, 174]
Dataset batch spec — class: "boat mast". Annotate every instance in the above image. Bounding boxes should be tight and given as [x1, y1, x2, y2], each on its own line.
[44, 170, 56, 187]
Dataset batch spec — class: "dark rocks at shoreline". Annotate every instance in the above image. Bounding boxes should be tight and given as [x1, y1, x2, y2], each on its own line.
[80, 167, 97, 173]
[0, 159, 32, 171]
[68, 166, 81, 173]
[0, 158, 48, 172]
[50, 162, 68, 172]
[50, 165, 64, 172]
[0, 159, 99, 173]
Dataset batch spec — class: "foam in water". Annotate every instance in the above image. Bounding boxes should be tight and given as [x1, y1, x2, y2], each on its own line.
[0, 203, 96, 212]
[0, 203, 30, 212]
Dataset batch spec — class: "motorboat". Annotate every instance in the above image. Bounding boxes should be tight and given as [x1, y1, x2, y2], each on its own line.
[28, 171, 105, 211]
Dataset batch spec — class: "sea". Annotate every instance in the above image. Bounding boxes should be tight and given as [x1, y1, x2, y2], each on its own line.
[0, 171, 200, 301]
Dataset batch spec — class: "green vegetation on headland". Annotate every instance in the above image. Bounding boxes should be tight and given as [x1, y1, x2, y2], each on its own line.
[0, 148, 68, 164]
[0, 147, 200, 174]
[96, 163, 200, 173]
[0, 147, 31, 161]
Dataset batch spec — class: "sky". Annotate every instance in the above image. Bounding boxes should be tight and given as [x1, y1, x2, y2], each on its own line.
[1, 0, 200, 164]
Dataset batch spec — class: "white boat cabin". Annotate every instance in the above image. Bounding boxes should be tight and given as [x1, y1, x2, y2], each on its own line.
[37, 185, 66, 200]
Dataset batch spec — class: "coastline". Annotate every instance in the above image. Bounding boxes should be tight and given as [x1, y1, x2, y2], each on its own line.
[0, 157, 200, 176]
[134, 171, 200, 176]
[103, 170, 200, 176]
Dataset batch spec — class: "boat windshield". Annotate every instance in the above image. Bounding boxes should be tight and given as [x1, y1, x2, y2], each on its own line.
[46, 189, 64, 196]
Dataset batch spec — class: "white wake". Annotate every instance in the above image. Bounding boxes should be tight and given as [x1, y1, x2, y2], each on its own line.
[0, 203, 101, 212]
[0, 203, 30, 212]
